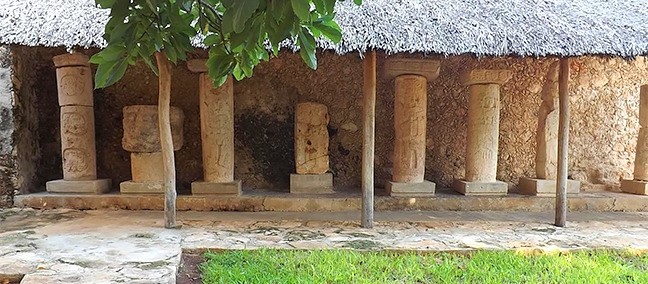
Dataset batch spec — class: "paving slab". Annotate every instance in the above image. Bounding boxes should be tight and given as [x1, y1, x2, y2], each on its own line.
[2, 208, 648, 283]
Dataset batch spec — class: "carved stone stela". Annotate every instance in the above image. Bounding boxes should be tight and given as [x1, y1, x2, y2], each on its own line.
[536, 63, 560, 180]
[454, 69, 511, 195]
[621, 85, 648, 195]
[200, 74, 234, 183]
[393, 75, 427, 183]
[465, 84, 500, 182]
[295, 102, 330, 175]
[46, 53, 111, 194]
[120, 105, 184, 194]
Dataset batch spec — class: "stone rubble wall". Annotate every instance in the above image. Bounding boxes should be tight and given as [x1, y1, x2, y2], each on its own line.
[13, 46, 648, 194]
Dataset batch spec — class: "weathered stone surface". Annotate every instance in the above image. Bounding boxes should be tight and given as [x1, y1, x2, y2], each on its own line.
[55, 66, 93, 107]
[465, 84, 501, 182]
[518, 177, 580, 196]
[621, 179, 648, 195]
[0, 46, 18, 206]
[120, 181, 164, 194]
[60, 106, 97, 181]
[535, 63, 559, 179]
[461, 69, 512, 86]
[290, 173, 334, 194]
[640, 85, 648, 127]
[130, 152, 164, 182]
[121, 105, 184, 153]
[454, 180, 508, 196]
[385, 180, 435, 196]
[633, 128, 648, 180]
[393, 75, 428, 183]
[192, 180, 242, 196]
[384, 59, 440, 81]
[45, 179, 111, 194]
[52, 53, 90, 68]
[199, 75, 234, 183]
[295, 102, 329, 174]
[186, 59, 208, 73]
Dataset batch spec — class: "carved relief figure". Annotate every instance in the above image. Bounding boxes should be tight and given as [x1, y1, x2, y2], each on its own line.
[536, 62, 560, 179]
[295, 102, 330, 174]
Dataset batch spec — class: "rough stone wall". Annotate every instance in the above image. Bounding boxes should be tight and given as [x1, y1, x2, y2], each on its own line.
[0, 46, 16, 206]
[17, 46, 648, 193]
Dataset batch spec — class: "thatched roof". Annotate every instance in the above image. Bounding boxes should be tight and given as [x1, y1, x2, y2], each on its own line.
[1, 0, 648, 57]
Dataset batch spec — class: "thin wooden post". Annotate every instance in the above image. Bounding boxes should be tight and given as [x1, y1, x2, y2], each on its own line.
[361, 50, 376, 228]
[555, 58, 570, 227]
[155, 52, 178, 229]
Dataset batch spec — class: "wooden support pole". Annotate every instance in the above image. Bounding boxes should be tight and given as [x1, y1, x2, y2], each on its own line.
[155, 52, 178, 229]
[555, 58, 570, 227]
[361, 51, 376, 228]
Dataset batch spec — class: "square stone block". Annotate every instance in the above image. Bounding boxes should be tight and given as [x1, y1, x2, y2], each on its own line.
[621, 179, 648, 195]
[290, 173, 334, 194]
[46, 179, 112, 194]
[120, 181, 164, 194]
[191, 180, 241, 196]
[453, 180, 508, 196]
[518, 177, 581, 196]
[385, 180, 435, 197]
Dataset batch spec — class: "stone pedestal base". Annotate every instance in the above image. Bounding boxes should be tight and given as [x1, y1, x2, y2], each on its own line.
[290, 173, 334, 194]
[46, 179, 112, 194]
[453, 180, 508, 196]
[192, 180, 241, 196]
[621, 179, 648, 195]
[519, 177, 581, 196]
[120, 181, 164, 194]
[385, 180, 435, 197]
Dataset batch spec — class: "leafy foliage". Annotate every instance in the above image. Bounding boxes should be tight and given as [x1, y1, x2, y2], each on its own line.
[91, 0, 362, 88]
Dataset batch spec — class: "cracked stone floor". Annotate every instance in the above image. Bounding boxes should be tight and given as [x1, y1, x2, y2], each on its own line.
[1, 208, 648, 283]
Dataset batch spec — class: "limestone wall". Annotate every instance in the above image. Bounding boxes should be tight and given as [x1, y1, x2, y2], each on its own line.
[13, 46, 648, 194]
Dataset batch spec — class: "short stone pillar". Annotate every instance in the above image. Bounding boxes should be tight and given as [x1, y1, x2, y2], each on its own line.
[520, 63, 580, 195]
[46, 53, 111, 194]
[187, 60, 241, 195]
[290, 102, 333, 193]
[384, 59, 440, 196]
[120, 105, 184, 194]
[621, 85, 648, 195]
[453, 69, 511, 195]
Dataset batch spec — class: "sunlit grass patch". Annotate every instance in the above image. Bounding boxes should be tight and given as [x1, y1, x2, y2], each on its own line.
[201, 249, 648, 284]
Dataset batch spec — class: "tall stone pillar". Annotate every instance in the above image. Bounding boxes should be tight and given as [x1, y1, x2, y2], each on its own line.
[46, 53, 111, 194]
[453, 69, 511, 195]
[120, 105, 184, 194]
[384, 59, 440, 196]
[621, 85, 648, 195]
[519, 63, 580, 195]
[187, 60, 241, 195]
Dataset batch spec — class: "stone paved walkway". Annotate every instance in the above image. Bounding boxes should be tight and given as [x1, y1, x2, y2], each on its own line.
[1, 209, 648, 283]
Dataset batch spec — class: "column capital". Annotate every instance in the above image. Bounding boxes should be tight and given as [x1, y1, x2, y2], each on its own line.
[53, 53, 90, 68]
[461, 69, 512, 86]
[384, 58, 440, 81]
[187, 59, 208, 73]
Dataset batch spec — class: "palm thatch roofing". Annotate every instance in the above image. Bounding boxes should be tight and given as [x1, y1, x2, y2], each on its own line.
[1, 0, 647, 57]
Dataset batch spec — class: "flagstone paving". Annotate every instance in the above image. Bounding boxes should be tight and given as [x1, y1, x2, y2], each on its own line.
[1, 208, 648, 283]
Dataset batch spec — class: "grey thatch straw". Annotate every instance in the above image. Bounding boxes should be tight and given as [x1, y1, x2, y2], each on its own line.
[1, 0, 648, 57]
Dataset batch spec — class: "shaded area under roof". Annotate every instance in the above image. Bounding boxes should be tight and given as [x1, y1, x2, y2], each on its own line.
[1, 0, 648, 57]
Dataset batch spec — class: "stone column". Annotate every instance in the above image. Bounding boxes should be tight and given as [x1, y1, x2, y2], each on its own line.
[187, 60, 241, 195]
[46, 53, 111, 194]
[384, 59, 440, 196]
[453, 69, 511, 195]
[120, 105, 184, 194]
[290, 102, 334, 193]
[519, 63, 580, 195]
[621, 85, 648, 195]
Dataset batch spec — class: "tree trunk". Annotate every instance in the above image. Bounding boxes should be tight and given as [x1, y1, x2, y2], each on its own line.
[155, 52, 178, 229]
[361, 51, 376, 228]
[555, 58, 570, 227]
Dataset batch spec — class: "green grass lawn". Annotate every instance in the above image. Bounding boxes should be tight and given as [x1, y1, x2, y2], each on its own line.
[201, 249, 648, 283]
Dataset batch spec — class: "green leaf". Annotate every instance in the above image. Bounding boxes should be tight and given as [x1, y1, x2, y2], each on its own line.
[324, 0, 337, 14]
[298, 29, 317, 69]
[95, 0, 115, 8]
[313, 20, 342, 43]
[354, 0, 362, 4]
[94, 57, 129, 89]
[291, 0, 311, 21]
[224, 0, 260, 34]
[203, 34, 221, 46]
